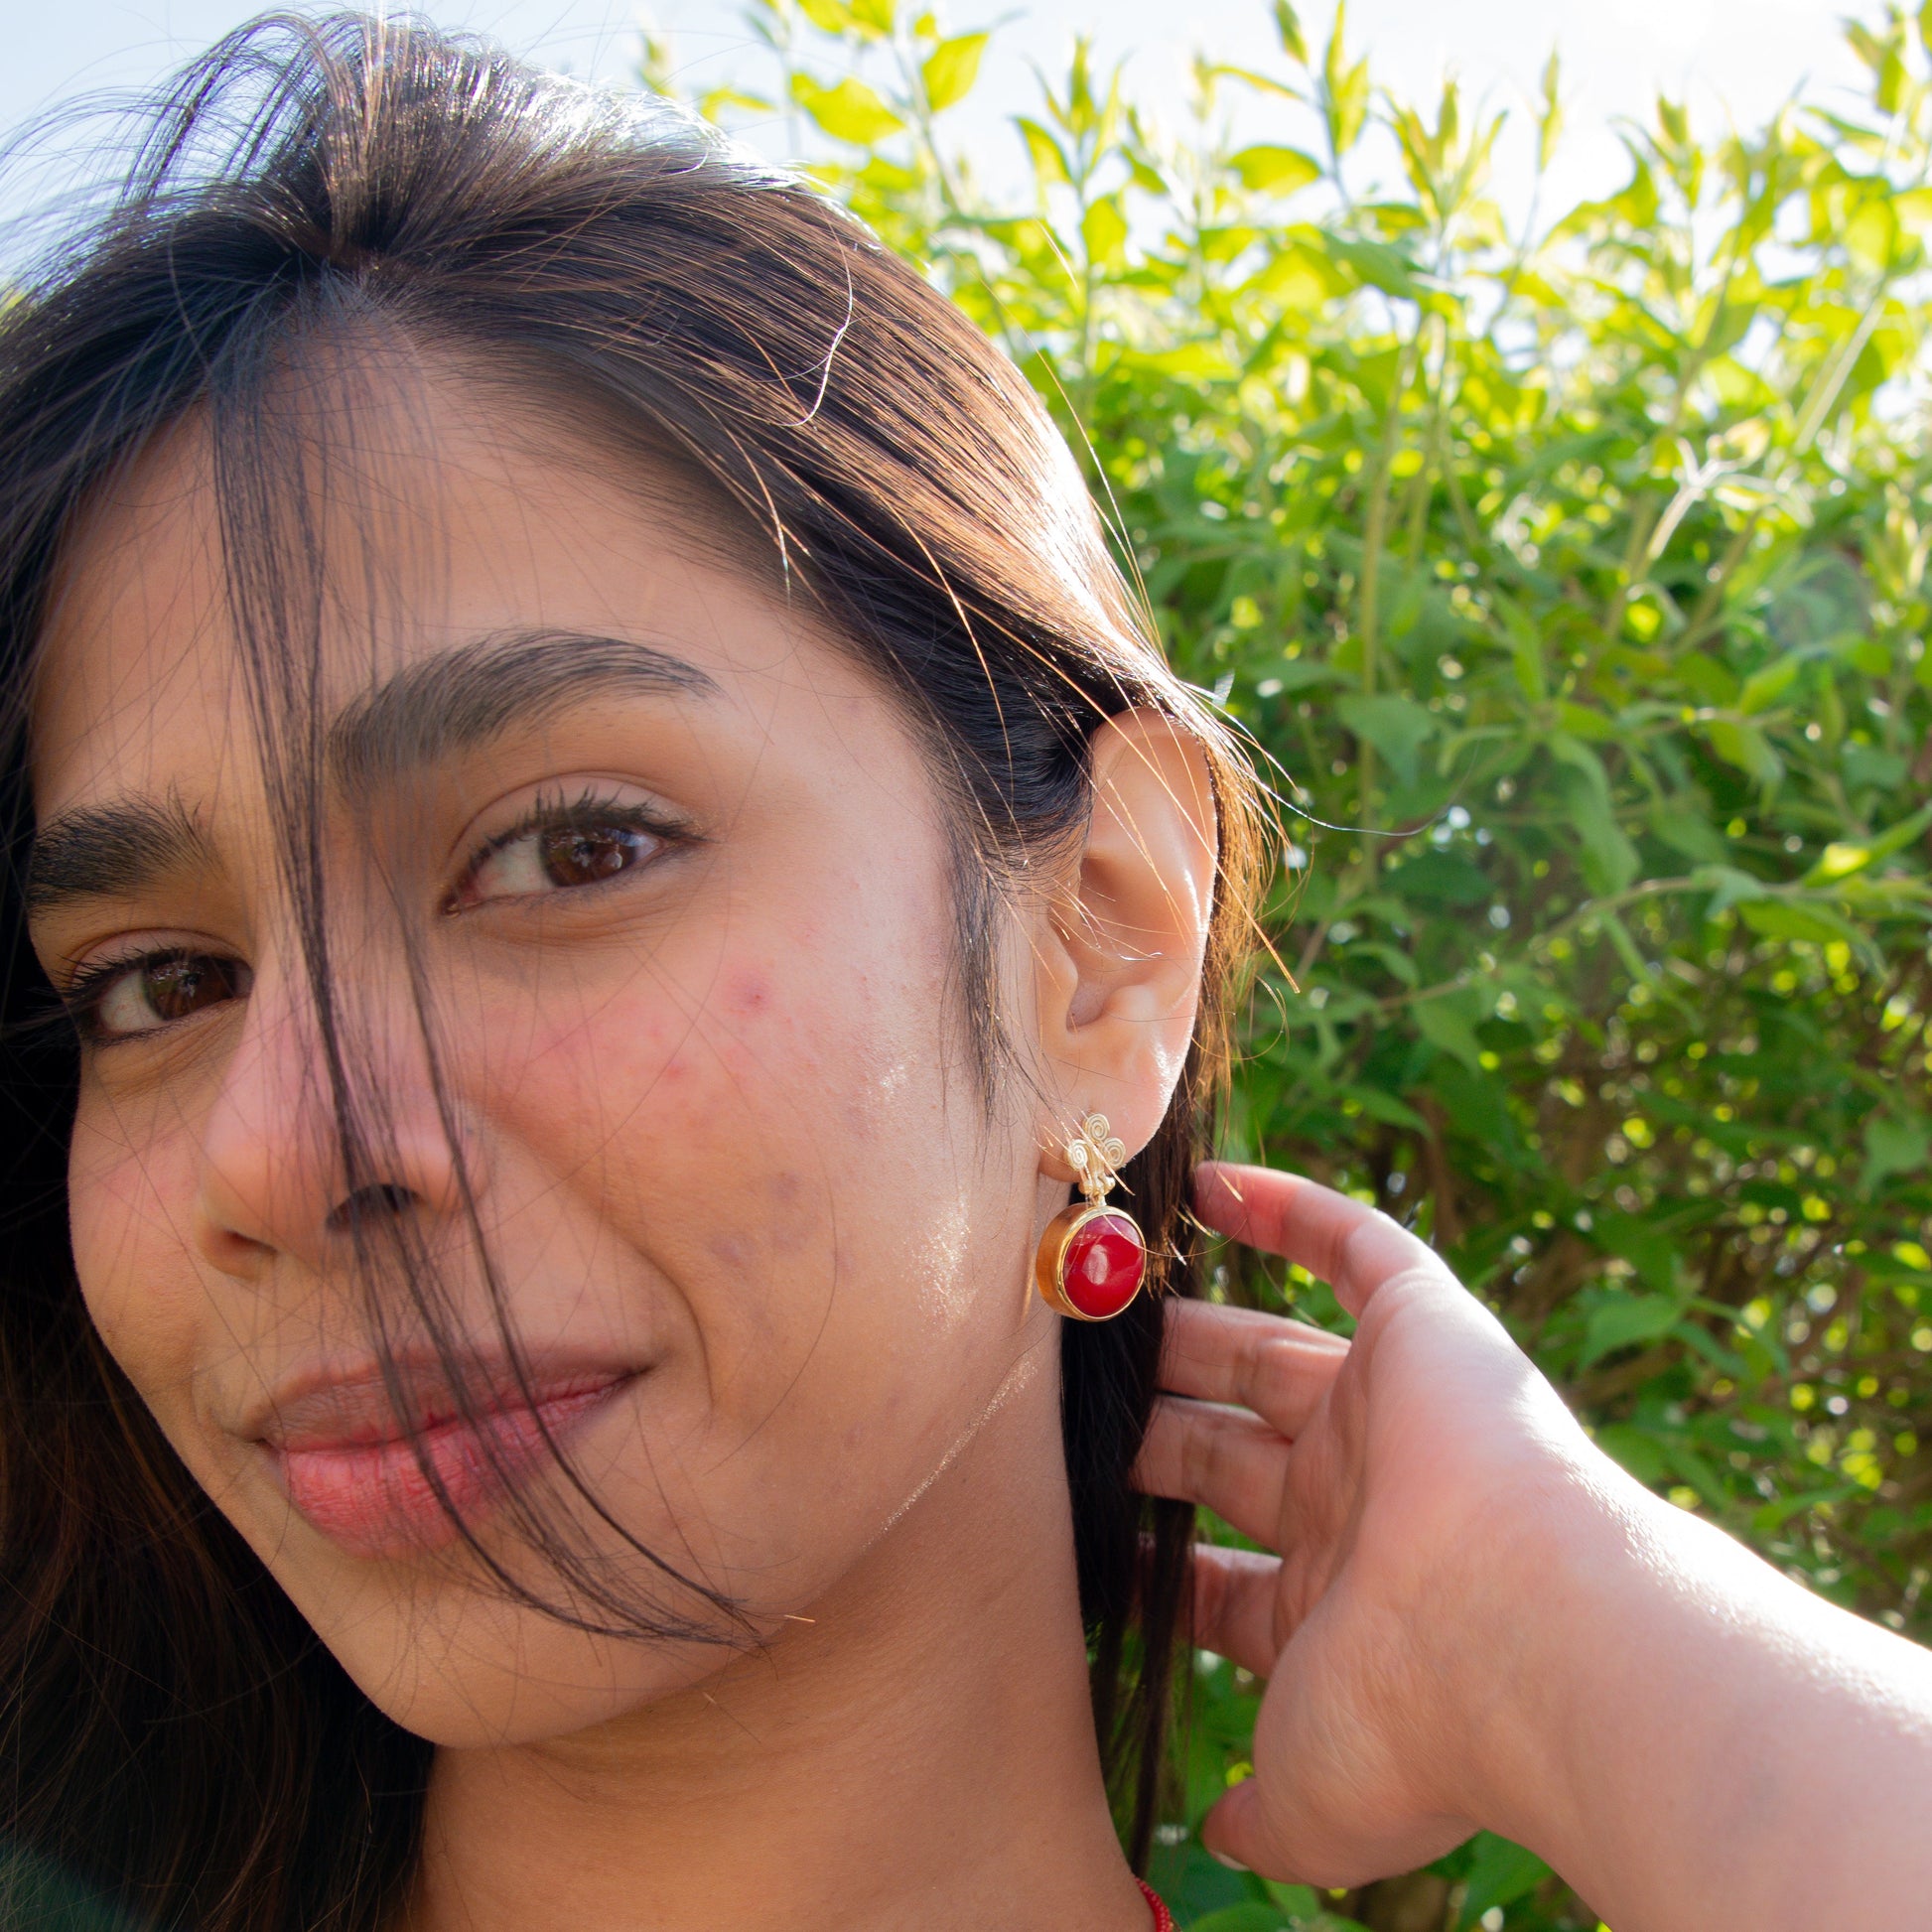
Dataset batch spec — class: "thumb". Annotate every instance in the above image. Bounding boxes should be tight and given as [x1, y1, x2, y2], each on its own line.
[1198, 1775, 1276, 1877]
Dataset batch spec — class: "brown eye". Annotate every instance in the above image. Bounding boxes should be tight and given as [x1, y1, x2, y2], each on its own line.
[142, 954, 245, 1024]
[456, 801, 669, 908]
[538, 822, 652, 888]
[77, 950, 252, 1041]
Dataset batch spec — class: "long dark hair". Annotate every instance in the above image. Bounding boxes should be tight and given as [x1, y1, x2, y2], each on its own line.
[0, 16, 1266, 1928]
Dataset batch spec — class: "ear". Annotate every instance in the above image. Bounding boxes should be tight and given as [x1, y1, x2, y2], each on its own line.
[1031, 708, 1218, 1179]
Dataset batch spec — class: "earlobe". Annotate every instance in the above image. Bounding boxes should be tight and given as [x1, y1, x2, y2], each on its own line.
[1033, 707, 1218, 1173]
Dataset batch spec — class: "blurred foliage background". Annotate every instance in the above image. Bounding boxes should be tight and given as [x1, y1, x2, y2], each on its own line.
[645, 2, 1932, 1925]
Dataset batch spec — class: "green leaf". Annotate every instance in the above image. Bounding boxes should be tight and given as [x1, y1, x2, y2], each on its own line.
[795, 0, 857, 31]
[847, 0, 895, 36]
[1349, 941, 1419, 988]
[1752, 1484, 1859, 1535]
[698, 86, 777, 118]
[1537, 50, 1564, 172]
[1455, 1832, 1554, 1929]
[1385, 849, 1491, 906]
[1556, 700, 1613, 741]
[1426, 1058, 1516, 1152]
[1341, 1081, 1430, 1130]
[1322, 1, 1370, 154]
[1272, 0, 1310, 65]
[1702, 718, 1785, 788]
[1318, 231, 1420, 299]
[1736, 897, 1864, 947]
[1591, 1211, 1680, 1294]
[1844, 196, 1898, 270]
[1650, 806, 1725, 867]
[1081, 194, 1129, 268]
[1736, 653, 1804, 714]
[1557, 772, 1638, 896]
[1893, 187, 1932, 235]
[1267, 659, 1345, 695]
[1015, 115, 1071, 188]
[1863, 1112, 1930, 1194]
[920, 32, 987, 111]
[789, 72, 905, 143]
[1581, 1292, 1682, 1367]
[1803, 799, 1932, 884]
[1550, 737, 1638, 896]
[1595, 1421, 1669, 1485]
[1229, 144, 1323, 196]
[1335, 692, 1434, 786]
[1413, 995, 1486, 1073]
[1696, 865, 1774, 918]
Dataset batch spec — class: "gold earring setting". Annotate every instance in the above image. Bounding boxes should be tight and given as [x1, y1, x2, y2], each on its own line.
[1034, 1113, 1148, 1321]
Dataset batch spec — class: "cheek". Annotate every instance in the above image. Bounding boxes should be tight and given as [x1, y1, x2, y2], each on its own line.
[481, 866, 946, 1195]
[67, 1093, 208, 1411]
[475, 917, 1018, 1436]
[485, 944, 911, 1265]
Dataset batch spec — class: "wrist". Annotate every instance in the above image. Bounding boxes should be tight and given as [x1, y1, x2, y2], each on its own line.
[1431, 1445, 1669, 1870]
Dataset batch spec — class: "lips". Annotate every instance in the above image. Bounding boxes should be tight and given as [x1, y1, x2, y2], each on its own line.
[255, 1361, 635, 1560]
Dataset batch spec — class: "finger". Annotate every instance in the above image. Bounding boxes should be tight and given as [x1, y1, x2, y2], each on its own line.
[1133, 1397, 1289, 1550]
[1204, 1771, 1469, 1892]
[1190, 1542, 1286, 1679]
[1195, 1163, 1455, 1319]
[1159, 1298, 1347, 1441]
[1199, 1776, 1272, 1878]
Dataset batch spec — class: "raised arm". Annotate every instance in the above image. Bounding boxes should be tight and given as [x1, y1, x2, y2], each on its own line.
[1135, 1162, 1932, 1932]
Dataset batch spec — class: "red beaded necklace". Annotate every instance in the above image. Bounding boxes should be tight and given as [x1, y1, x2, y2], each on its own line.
[1137, 1878, 1175, 1931]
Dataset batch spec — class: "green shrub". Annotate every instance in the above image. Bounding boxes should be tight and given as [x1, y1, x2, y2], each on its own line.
[647, 3, 1932, 1923]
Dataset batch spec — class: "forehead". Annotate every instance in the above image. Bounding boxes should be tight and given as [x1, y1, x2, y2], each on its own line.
[30, 360, 827, 825]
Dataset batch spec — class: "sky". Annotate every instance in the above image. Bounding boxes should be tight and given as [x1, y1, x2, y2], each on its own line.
[1, 0, 1878, 238]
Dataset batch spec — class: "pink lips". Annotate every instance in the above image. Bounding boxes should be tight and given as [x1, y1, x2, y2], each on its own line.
[259, 1365, 633, 1560]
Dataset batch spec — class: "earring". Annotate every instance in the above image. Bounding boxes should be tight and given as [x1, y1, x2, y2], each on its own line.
[1035, 1113, 1148, 1321]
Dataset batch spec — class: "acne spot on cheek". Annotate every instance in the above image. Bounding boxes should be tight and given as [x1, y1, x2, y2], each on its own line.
[708, 1231, 756, 1271]
[724, 971, 772, 1019]
[706, 1176, 811, 1272]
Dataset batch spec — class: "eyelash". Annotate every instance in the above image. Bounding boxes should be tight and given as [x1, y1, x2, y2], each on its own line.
[442, 785, 687, 912]
[62, 947, 204, 1043]
[63, 787, 687, 1045]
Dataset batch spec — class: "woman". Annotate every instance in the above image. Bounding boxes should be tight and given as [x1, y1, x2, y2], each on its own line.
[1, 16, 1929, 1932]
[0, 18, 1240, 1928]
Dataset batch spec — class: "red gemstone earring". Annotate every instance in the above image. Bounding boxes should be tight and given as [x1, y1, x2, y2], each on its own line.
[1035, 1113, 1149, 1321]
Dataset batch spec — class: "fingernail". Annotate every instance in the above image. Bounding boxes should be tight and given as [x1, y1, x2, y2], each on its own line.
[1208, 1850, 1249, 1872]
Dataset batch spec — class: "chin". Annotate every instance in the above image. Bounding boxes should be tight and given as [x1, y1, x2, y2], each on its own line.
[308, 1565, 743, 1746]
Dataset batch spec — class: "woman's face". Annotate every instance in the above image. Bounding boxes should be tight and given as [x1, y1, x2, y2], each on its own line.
[26, 364, 1069, 1743]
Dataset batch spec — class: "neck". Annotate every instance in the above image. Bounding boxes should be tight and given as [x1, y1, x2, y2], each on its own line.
[407, 1378, 1150, 1932]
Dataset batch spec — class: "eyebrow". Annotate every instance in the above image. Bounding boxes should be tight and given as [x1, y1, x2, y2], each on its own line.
[27, 794, 212, 917]
[326, 627, 718, 790]
[28, 628, 718, 917]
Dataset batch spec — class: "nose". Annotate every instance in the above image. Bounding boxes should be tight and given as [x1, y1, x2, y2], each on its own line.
[193, 961, 478, 1281]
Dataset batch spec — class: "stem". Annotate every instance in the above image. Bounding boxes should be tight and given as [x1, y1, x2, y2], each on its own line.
[1357, 342, 1415, 694]
[893, 29, 968, 226]
[1601, 210, 1751, 649]
[1677, 511, 1761, 653]
[1353, 324, 1424, 815]
[1405, 315, 1452, 564]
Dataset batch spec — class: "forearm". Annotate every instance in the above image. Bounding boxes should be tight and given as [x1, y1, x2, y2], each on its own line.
[1472, 1468, 1932, 1932]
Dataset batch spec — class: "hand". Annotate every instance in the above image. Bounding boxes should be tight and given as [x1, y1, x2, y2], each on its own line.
[1134, 1162, 1621, 1886]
